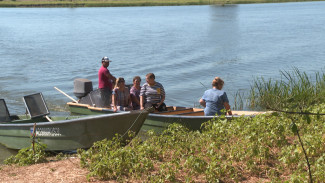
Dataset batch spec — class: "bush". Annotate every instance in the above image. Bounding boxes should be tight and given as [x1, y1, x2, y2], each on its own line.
[5, 142, 48, 166]
[77, 112, 325, 182]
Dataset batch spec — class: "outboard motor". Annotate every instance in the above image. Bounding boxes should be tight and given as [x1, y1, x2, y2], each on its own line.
[73, 78, 93, 99]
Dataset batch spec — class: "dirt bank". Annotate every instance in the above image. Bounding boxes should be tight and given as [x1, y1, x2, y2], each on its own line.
[0, 157, 115, 183]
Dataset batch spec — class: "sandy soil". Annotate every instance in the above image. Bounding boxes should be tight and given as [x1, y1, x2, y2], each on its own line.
[0, 157, 115, 183]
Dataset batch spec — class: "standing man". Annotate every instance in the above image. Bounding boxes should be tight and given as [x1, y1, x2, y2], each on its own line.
[98, 56, 116, 108]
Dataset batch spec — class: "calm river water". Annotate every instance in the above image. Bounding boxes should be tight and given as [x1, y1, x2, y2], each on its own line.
[1, 2, 325, 162]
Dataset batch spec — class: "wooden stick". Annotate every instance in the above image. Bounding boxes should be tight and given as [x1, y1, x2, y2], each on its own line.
[32, 123, 36, 154]
[45, 115, 52, 122]
[54, 87, 78, 103]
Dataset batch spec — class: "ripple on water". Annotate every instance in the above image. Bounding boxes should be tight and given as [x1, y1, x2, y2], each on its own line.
[1, 3, 325, 112]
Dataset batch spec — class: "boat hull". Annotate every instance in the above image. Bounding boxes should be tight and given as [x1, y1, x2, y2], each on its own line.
[142, 114, 213, 132]
[0, 111, 148, 151]
[68, 102, 264, 132]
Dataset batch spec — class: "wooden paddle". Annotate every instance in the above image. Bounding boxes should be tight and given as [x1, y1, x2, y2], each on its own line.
[45, 115, 52, 122]
[54, 87, 78, 103]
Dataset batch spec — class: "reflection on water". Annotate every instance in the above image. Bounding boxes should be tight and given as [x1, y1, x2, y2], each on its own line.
[0, 144, 17, 164]
[208, 5, 239, 65]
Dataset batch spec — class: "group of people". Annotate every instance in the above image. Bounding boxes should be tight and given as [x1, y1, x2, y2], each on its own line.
[98, 56, 231, 116]
[98, 57, 166, 112]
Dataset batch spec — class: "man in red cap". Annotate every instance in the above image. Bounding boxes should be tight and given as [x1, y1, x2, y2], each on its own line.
[98, 56, 116, 108]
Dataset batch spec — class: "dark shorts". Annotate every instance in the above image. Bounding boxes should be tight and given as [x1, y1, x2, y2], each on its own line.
[99, 88, 112, 108]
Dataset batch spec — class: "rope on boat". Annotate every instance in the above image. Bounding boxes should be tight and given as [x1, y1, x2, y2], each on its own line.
[120, 107, 151, 138]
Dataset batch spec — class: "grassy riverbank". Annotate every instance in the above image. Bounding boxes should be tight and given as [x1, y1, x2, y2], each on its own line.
[78, 111, 325, 182]
[3, 112, 325, 182]
[3, 69, 325, 182]
[0, 0, 322, 7]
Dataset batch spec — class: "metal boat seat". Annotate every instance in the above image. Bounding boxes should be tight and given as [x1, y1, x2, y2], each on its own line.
[23, 93, 50, 119]
[0, 99, 11, 122]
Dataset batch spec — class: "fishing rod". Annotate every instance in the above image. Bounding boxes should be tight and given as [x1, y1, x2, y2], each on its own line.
[199, 82, 208, 90]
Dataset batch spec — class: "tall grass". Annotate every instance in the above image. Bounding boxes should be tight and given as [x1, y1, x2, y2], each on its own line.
[232, 90, 245, 110]
[248, 68, 325, 113]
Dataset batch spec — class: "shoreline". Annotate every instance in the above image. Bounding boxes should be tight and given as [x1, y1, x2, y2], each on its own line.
[0, 0, 322, 8]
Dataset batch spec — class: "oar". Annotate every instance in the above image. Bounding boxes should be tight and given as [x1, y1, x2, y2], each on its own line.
[45, 115, 53, 122]
[54, 87, 78, 103]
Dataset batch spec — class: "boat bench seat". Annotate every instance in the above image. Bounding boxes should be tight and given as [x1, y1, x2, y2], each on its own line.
[165, 106, 188, 111]
[0, 99, 11, 122]
[23, 93, 50, 118]
[178, 111, 205, 116]
[155, 108, 193, 115]
[165, 106, 174, 111]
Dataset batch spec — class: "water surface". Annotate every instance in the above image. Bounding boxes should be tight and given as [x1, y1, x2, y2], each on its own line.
[1, 2, 325, 161]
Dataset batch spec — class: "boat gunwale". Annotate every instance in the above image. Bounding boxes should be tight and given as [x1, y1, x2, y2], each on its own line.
[67, 102, 265, 119]
[148, 113, 260, 118]
[0, 111, 146, 127]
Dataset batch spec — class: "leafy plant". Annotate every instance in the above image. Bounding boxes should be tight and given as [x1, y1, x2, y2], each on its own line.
[248, 68, 325, 182]
[4, 142, 48, 166]
[77, 110, 325, 182]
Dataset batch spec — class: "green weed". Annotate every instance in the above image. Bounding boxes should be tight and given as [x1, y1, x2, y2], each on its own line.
[78, 110, 325, 182]
[4, 142, 48, 166]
